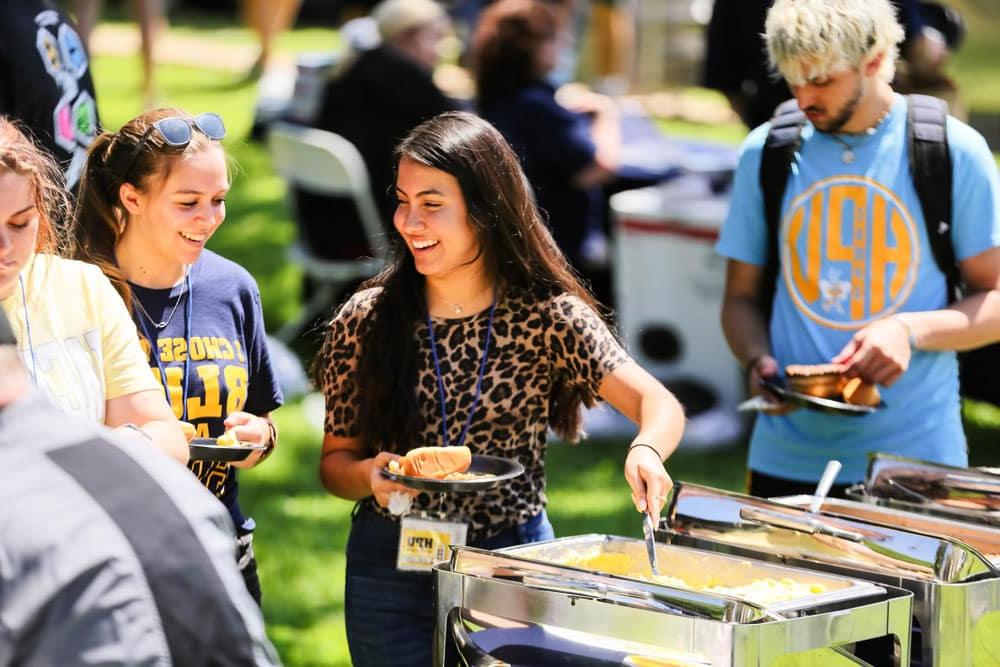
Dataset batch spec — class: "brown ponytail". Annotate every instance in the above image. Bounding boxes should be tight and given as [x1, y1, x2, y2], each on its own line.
[72, 131, 133, 309]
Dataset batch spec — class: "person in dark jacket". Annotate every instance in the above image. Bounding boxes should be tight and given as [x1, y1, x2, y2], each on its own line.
[0, 308, 279, 666]
[298, 0, 460, 263]
[472, 0, 623, 307]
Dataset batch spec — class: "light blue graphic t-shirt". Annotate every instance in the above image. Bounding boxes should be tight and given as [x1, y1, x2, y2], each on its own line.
[716, 94, 1000, 483]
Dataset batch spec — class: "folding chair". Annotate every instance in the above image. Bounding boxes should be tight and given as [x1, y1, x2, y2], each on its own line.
[267, 121, 387, 342]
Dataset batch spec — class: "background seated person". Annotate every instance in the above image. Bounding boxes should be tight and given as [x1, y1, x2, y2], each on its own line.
[471, 0, 622, 307]
[295, 0, 460, 267]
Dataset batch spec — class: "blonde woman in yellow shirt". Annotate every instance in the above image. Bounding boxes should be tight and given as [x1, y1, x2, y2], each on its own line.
[0, 117, 187, 463]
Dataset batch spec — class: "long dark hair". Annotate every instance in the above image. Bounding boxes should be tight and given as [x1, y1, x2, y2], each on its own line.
[71, 108, 223, 311]
[472, 0, 561, 108]
[334, 111, 604, 452]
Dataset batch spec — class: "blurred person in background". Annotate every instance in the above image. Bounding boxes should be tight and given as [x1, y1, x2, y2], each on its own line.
[73, 108, 284, 606]
[703, 0, 965, 129]
[316, 111, 683, 667]
[244, 0, 303, 80]
[891, 0, 966, 116]
[2, 1, 100, 193]
[292, 0, 460, 317]
[0, 308, 281, 667]
[0, 116, 187, 463]
[717, 0, 1000, 497]
[590, 0, 636, 95]
[72, 0, 165, 108]
[472, 0, 622, 307]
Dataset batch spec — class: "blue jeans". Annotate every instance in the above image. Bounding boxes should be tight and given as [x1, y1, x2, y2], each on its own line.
[344, 504, 555, 667]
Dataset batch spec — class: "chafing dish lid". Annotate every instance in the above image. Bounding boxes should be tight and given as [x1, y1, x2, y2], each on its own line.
[866, 453, 1000, 510]
[666, 482, 995, 583]
[774, 494, 1000, 567]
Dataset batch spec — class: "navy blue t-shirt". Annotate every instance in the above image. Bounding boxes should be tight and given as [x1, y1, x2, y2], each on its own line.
[131, 250, 283, 531]
[481, 82, 600, 264]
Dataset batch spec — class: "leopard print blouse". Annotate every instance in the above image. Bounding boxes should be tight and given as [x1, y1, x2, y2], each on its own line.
[318, 286, 630, 541]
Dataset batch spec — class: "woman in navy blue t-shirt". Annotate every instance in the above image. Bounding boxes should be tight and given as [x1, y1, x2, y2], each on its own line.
[72, 108, 284, 605]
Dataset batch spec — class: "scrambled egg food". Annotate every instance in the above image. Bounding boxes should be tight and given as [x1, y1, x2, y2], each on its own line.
[216, 429, 239, 447]
[562, 552, 826, 606]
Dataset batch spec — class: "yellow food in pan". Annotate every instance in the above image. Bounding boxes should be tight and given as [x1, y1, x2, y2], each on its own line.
[562, 552, 826, 606]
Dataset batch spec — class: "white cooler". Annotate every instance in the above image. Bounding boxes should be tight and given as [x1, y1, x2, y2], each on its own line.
[610, 175, 744, 447]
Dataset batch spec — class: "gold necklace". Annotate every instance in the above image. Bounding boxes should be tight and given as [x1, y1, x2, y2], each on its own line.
[440, 286, 492, 315]
[831, 105, 892, 164]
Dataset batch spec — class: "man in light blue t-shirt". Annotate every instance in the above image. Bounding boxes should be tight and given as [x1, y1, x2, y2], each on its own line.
[717, 0, 1000, 496]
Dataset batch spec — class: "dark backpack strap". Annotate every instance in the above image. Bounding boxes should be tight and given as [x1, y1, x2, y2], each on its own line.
[907, 93, 959, 300]
[759, 98, 807, 317]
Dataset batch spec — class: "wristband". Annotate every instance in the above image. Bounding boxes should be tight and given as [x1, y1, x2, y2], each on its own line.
[262, 419, 277, 458]
[627, 442, 663, 462]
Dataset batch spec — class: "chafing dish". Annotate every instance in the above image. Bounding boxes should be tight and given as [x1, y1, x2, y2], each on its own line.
[846, 453, 1000, 527]
[773, 493, 1000, 569]
[662, 483, 1000, 666]
[433, 534, 912, 666]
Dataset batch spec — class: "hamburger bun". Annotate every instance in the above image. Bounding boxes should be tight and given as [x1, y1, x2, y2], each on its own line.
[399, 446, 472, 479]
[841, 377, 881, 406]
[784, 363, 847, 398]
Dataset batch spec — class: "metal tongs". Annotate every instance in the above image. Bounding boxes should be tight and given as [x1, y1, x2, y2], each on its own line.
[642, 511, 660, 575]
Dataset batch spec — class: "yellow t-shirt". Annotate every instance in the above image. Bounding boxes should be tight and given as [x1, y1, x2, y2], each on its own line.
[1, 254, 159, 423]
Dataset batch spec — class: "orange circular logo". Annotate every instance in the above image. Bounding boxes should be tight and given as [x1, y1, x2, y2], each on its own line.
[781, 175, 920, 330]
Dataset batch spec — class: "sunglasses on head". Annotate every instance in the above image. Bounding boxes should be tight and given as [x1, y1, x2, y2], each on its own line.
[123, 112, 227, 181]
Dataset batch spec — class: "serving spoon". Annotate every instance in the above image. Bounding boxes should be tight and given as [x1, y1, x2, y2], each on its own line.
[810, 460, 843, 513]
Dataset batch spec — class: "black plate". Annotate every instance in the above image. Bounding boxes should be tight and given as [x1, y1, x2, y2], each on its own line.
[380, 454, 525, 493]
[761, 377, 884, 416]
[189, 437, 267, 462]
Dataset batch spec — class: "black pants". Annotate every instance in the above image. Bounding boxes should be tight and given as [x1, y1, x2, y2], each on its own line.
[747, 469, 852, 500]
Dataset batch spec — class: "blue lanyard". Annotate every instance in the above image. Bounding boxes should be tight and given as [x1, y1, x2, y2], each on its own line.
[134, 275, 192, 421]
[425, 297, 497, 448]
[18, 275, 38, 384]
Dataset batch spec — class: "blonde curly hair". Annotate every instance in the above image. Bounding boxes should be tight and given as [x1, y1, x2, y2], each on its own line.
[765, 0, 905, 86]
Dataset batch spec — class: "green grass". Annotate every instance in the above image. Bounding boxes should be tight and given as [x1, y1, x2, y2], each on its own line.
[87, 13, 1000, 665]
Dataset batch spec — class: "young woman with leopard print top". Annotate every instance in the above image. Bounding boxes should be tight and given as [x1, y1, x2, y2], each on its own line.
[315, 111, 685, 667]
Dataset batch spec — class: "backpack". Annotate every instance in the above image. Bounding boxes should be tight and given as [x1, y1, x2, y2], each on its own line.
[760, 94, 1000, 406]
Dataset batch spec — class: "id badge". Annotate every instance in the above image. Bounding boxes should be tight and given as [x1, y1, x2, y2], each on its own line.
[397, 516, 468, 572]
